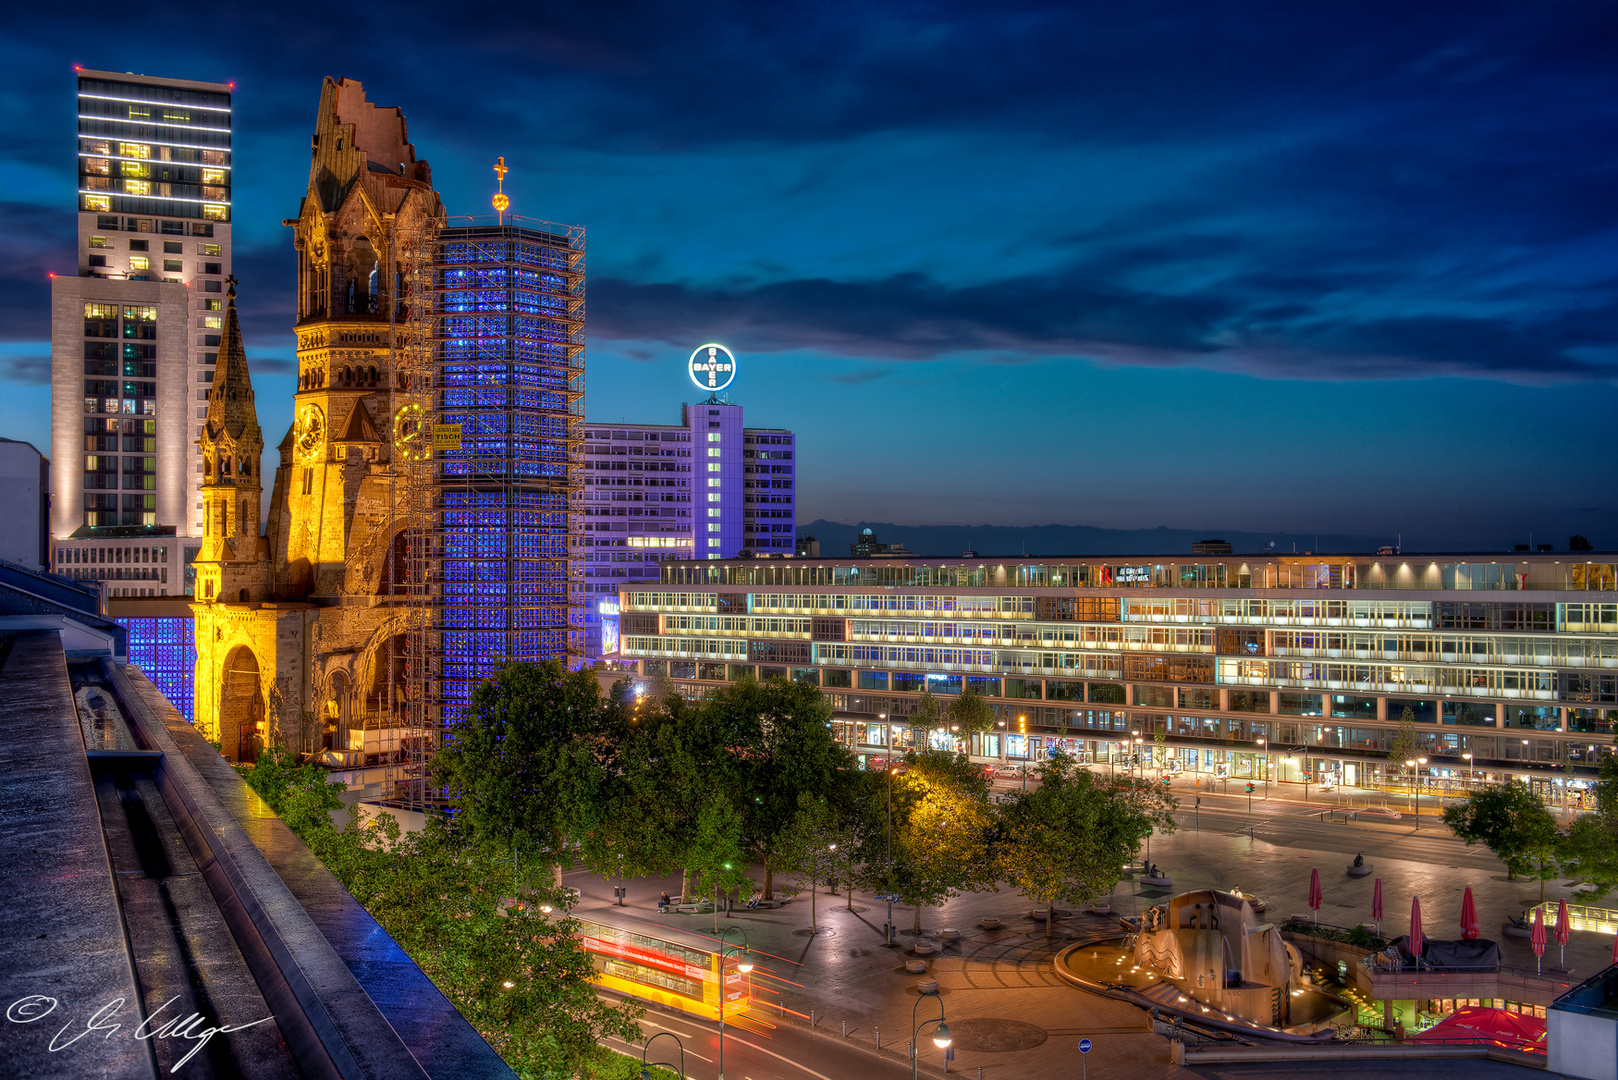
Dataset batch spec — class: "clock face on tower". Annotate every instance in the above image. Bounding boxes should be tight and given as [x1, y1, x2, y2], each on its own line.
[294, 403, 326, 461]
[392, 403, 428, 461]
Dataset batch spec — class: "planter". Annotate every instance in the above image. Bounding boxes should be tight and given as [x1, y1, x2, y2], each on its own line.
[1091, 905, 1111, 915]
[913, 942, 936, 956]
[1502, 922, 1532, 939]
[981, 917, 1001, 930]
[905, 959, 928, 973]
[1347, 865, 1373, 877]
[918, 979, 939, 993]
[1141, 876, 1173, 887]
[940, 928, 960, 941]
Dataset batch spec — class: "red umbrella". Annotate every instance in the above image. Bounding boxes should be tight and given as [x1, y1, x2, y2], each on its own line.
[1308, 868, 1322, 924]
[1409, 896, 1424, 968]
[1556, 899, 1571, 968]
[1610, 930, 1618, 967]
[1372, 878, 1383, 937]
[1460, 886, 1480, 941]
[1531, 906, 1547, 976]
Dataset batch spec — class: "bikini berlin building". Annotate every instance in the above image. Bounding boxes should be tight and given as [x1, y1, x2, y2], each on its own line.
[608, 552, 1618, 797]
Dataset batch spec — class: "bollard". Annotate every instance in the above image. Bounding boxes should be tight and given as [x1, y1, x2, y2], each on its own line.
[843, 1020, 847, 1038]
[876, 1028, 880, 1051]
[812, 1010, 816, 1028]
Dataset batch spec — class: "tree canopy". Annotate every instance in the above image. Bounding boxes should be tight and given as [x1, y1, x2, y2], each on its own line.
[1443, 779, 1562, 900]
[998, 750, 1177, 932]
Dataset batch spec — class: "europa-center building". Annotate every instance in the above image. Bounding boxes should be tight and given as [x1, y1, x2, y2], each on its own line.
[607, 553, 1618, 798]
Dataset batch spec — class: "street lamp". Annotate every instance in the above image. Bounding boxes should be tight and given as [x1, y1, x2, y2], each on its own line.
[1416, 756, 1427, 830]
[1463, 751, 1473, 789]
[1404, 758, 1417, 819]
[1019, 714, 1028, 789]
[911, 988, 950, 1080]
[641, 1031, 685, 1080]
[1256, 738, 1267, 800]
[716, 925, 753, 1080]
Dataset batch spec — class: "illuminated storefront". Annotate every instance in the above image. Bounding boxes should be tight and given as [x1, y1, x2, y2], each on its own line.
[608, 553, 1618, 784]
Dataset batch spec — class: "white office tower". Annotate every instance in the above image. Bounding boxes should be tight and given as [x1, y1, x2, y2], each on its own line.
[50, 69, 233, 597]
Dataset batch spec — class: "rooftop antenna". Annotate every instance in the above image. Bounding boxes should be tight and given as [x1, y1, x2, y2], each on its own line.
[492, 156, 510, 224]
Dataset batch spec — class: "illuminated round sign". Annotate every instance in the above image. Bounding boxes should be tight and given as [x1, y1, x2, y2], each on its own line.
[688, 343, 737, 392]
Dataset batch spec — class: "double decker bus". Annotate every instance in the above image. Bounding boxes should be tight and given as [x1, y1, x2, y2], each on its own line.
[578, 915, 751, 1021]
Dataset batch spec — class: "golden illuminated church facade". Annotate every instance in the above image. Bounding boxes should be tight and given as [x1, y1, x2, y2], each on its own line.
[192, 77, 443, 763]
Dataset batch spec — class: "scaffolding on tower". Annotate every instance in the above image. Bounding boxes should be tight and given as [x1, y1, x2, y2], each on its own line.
[385, 209, 444, 809]
[433, 213, 585, 726]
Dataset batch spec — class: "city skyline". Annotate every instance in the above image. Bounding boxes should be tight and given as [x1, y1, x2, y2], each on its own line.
[4, 2, 1617, 549]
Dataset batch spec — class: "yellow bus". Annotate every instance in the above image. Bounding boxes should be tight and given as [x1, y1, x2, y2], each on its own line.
[579, 915, 751, 1021]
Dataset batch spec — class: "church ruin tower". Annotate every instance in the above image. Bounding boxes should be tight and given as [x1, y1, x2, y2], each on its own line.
[193, 77, 446, 765]
[280, 76, 443, 596]
[194, 281, 266, 605]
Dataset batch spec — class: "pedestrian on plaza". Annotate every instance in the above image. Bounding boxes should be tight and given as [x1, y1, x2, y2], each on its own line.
[658, 892, 670, 913]
[1353, 852, 1364, 868]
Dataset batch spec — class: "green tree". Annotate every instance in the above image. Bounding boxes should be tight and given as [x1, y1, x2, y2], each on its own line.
[885, 749, 994, 932]
[238, 757, 642, 1078]
[1558, 746, 1618, 899]
[775, 793, 850, 932]
[699, 678, 854, 899]
[432, 661, 610, 886]
[945, 688, 996, 739]
[685, 789, 754, 932]
[1443, 779, 1563, 902]
[998, 750, 1176, 934]
[908, 690, 943, 746]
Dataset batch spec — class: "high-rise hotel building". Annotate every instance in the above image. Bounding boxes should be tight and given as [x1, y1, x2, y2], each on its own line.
[577, 388, 795, 661]
[609, 552, 1618, 798]
[50, 69, 233, 597]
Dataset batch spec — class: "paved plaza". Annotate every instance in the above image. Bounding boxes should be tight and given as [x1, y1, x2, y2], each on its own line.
[571, 780, 1588, 1078]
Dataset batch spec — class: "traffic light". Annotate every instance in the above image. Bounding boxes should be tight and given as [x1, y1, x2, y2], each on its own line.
[1245, 783, 1255, 794]
[1018, 716, 1026, 734]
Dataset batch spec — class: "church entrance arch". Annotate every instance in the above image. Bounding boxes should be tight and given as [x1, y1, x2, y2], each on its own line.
[220, 646, 266, 764]
[323, 670, 353, 754]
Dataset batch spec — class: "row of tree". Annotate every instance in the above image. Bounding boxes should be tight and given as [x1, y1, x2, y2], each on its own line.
[1444, 750, 1618, 903]
[432, 662, 1177, 935]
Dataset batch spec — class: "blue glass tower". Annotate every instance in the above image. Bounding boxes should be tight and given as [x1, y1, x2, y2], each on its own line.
[435, 218, 584, 716]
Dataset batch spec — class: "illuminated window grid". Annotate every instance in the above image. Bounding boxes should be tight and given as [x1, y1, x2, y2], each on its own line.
[116, 615, 196, 721]
[435, 221, 583, 714]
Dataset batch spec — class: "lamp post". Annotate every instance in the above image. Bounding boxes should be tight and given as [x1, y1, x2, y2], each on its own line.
[716, 925, 753, 1080]
[1256, 737, 1267, 800]
[1019, 714, 1028, 790]
[883, 713, 904, 947]
[1415, 756, 1427, 829]
[641, 1031, 685, 1080]
[1463, 751, 1473, 789]
[1130, 730, 1140, 783]
[911, 988, 951, 1080]
[1404, 758, 1417, 819]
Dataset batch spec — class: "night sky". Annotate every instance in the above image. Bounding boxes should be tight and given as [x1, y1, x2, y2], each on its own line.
[4, 3, 1616, 549]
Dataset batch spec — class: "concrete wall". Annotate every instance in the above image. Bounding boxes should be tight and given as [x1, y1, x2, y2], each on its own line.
[1550, 1008, 1617, 1080]
[0, 439, 47, 569]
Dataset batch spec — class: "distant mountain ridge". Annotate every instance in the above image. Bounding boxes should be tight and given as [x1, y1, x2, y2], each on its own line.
[795, 520, 1395, 559]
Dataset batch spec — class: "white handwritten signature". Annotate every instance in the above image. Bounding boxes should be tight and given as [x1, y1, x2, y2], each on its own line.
[7, 993, 275, 1074]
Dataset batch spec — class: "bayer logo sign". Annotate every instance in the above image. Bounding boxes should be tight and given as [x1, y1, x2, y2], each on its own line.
[688, 343, 737, 392]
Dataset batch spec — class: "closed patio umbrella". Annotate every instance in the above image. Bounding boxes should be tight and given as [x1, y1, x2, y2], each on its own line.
[1409, 896, 1424, 969]
[1531, 906, 1547, 976]
[1460, 886, 1480, 941]
[1373, 878, 1383, 937]
[1610, 928, 1618, 967]
[1556, 899, 1571, 968]
[1309, 868, 1322, 924]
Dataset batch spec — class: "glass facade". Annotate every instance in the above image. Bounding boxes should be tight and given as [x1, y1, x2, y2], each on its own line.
[435, 220, 583, 710]
[612, 553, 1618, 780]
[575, 410, 795, 660]
[78, 74, 231, 222]
[118, 614, 196, 720]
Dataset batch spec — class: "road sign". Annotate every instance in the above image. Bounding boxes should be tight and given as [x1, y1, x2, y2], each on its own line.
[1078, 1039, 1091, 1053]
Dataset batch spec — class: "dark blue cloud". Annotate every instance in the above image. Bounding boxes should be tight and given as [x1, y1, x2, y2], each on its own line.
[4, 1, 1618, 542]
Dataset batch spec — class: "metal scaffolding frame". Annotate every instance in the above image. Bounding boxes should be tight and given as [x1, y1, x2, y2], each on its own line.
[383, 212, 585, 808]
[385, 209, 444, 808]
